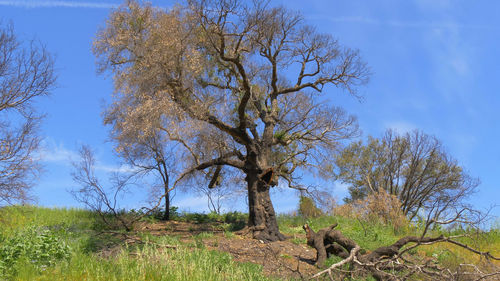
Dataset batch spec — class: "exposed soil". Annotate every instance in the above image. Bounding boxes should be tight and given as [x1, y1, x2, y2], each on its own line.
[208, 236, 318, 279]
[125, 220, 320, 280]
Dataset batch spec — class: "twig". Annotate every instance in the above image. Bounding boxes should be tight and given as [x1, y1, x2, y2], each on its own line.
[310, 245, 360, 279]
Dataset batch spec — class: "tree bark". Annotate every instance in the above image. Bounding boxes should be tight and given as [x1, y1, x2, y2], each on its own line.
[303, 223, 354, 266]
[245, 171, 286, 242]
[162, 186, 170, 221]
[303, 223, 499, 281]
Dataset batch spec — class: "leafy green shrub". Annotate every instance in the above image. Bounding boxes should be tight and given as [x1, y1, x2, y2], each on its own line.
[0, 226, 71, 278]
[298, 196, 322, 218]
[145, 206, 180, 221]
[223, 211, 247, 223]
[171, 211, 247, 231]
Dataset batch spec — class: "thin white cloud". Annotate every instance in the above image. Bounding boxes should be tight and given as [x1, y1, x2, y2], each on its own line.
[425, 24, 474, 104]
[385, 121, 417, 135]
[94, 163, 138, 173]
[38, 140, 78, 163]
[310, 15, 496, 31]
[0, 1, 117, 9]
[447, 133, 477, 164]
[38, 139, 136, 173]
[450, 56, 469, 76]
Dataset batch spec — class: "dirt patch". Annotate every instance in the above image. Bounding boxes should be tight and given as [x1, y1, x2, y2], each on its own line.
[137, 220, 226, 242]
[134, 220, 320, 279]
[206, 236, 319, 279]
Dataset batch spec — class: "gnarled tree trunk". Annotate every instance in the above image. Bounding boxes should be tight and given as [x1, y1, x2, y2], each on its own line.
[245, 167, 286, 242]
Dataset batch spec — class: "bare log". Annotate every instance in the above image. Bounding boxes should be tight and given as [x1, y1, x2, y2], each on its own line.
[304, 223, 500, 281]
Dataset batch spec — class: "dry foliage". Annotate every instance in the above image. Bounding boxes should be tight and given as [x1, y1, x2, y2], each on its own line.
[336, 130, 479, 221]
[93, 0, 369, 241]
[298, 196, 323, 219]
[333, 190, 408, 231]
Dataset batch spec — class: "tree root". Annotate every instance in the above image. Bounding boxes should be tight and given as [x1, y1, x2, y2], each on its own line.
[236, 224, 288, 242]
[235, 224, 265, 236]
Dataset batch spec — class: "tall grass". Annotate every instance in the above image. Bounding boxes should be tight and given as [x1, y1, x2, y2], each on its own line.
[277, 212, 500, 271]
[0, 206, 96, 235]
[1, 205, 498, 280]
[278, 214, 402, 249]
[0, 206, 278, 281]
[14, 241, 278, 281]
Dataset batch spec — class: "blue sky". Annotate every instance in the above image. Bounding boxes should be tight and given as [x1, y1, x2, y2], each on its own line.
[0, 0, 498, 220]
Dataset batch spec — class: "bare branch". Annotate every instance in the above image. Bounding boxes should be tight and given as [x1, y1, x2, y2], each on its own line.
[94, 0, 368, 242]
[0, 23, 55, 205]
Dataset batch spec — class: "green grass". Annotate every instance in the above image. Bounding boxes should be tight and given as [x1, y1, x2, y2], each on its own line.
[277, 213, 500, 275]
[278, 214, 401, 250]
[173, 211, 248, 231]
[0, 206, 278, 281]
[14, 242, 278, 281]
[0, 205, 97, 235]
[1, 205, 498, 281]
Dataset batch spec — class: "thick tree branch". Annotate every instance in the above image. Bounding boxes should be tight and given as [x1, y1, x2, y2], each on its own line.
[173, 151, 244, 187]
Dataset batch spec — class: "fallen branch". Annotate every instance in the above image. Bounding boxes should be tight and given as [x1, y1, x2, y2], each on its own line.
[304, 223, 500, 281]
[310, 244, 360, 280]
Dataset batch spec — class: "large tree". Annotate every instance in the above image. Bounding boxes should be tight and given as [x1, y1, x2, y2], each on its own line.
[94, 0, 368, 241]
[335, 130, 479, 220]
[0, 23, 55, 204]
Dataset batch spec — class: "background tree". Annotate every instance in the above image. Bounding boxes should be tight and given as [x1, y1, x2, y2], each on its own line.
[105, 92, 243, 218]
[0, 23, 55, 204]
[104, 96, 181, 221]
[113, 131, 174, 220]
[193, 167, 243, 214]
[71, 145, 135, 230]
[94, 0, 368, 241]
[298, 195, 323, 218]
[335, 129, 479, 220]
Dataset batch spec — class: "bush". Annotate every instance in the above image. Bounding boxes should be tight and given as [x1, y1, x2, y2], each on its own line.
[333, 190, 407, 231]
[298, 196, 323, 218]
[0, 226, 71, 278]
[135, 206, 180, 222]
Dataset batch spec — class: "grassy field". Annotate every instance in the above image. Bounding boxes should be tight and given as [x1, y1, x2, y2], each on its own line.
[278, 213, 500, 269]
[0, 206, 499, 280]
[0, 206, 278, 281]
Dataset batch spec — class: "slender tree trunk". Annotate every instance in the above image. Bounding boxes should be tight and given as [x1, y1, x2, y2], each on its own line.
[246, 171, 286, 242]
[163, 186, 170, 221]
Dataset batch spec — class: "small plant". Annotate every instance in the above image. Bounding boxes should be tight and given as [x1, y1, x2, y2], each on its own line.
[193, 236, 205, 249]
[0, 226, 71, 278]
[280, 254, 292, 259]
[140, 206, 179, 221]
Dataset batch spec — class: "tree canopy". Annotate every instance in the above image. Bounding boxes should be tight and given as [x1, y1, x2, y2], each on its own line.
[335, 129, 479, 220]
[94, 0, 368, 241]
